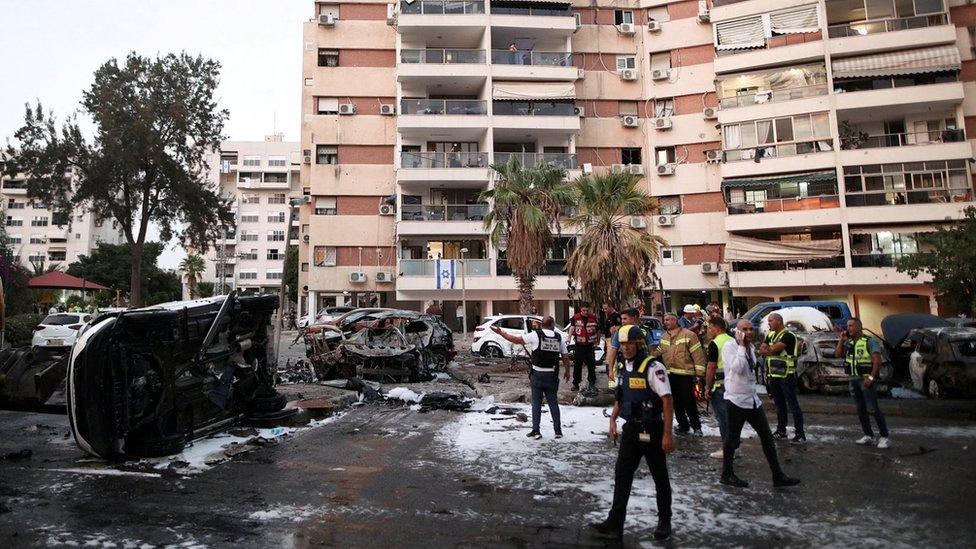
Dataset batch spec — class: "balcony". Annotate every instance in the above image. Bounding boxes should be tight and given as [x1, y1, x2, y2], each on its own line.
[400, 0, 483, 14]
[401, 203, 488, 222]
[490, 1, 576, 34]
[719, 84, 828, 110]
[845, 188, 972, 207]
[398, 99, 489, 134]
[400, 258, 491, 276]
[841, 128, 965, 151]
[828, 12, 950, 38]
[851, 253, 912, 268]
[401, 151, 488, 169]
[490, 50, 577, 80]
[727, 195, 840, 215]
[398, 151, 491, 186]
[492, 100, 580, 133]
[723, 139, 834, 163]
[400, 99, 486, 115]
[496, 259, 566, 276]
[493, 152, 577, 170]
[731, 256, 846, 272]
[397, 0, 487, 32]
[400, 48, 485, 64]
[398, 48, 488, 82]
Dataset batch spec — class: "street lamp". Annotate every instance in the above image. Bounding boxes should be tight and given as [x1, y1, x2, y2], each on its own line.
[272, 195, 310, 366]
[460, 247, 468, 341]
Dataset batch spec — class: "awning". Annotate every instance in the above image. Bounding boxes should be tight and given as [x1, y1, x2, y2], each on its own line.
[715, 16, 765, 51]
[28, 271, 110, 291]
[722, 171, 836, 189]
[832, 45, 961, 79]
[725, 235, 843, 262]
[769, 5, 819, 34]
[492, 82, 576, 100]
[849, 224, 940, 235]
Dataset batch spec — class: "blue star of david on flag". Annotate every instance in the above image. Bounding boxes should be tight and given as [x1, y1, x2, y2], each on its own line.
[435, 259, 456, 289]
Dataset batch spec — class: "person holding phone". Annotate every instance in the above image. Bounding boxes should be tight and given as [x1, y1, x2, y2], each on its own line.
[835, 318, 891, 449]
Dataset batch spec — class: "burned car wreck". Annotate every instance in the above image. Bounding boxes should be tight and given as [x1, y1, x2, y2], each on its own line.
[68, 294, 287, 460]
[907, 326, 976, 398]
[303, 310, 454, 383]
[0, 346, 70, 409]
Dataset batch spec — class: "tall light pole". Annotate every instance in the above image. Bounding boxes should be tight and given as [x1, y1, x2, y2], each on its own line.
[273, 195, 310, 366]
[460, 247, 468, 341]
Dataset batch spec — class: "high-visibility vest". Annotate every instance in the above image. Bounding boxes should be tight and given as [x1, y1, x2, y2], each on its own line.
[711, 332, 733, 391]
[765, 328, 797, 378]
[845, 336, 874, 376]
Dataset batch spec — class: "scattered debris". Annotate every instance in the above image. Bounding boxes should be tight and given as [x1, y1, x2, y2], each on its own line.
[277, 358, 318, 384]
[477, 373, 491, 384]
[891, 387, 925, 399]
[419, 392, 471, 412]
[387, 387, 423, 403]
[0, 449, 32, 461]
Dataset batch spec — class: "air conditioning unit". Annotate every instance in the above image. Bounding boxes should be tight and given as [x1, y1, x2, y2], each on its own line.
[378, 204, 395, 215]
[619, 69, 637, 81]
[387, 4, 395, 24]
[302, 234, 310, 243]
[703, 107, 717, 119]
[616, 23, 636, 35]
[657, 164, 675, 176]
[380, 104, 396, 115]
[318, 14, 337, 26]
[701, 262, 719, 274]
[376, 271, 394, 283]
[697, 1, 710, 23]
[628, 164, 644, 176]
[655, 215, 675, 227]
[705, 149, 722, 163]
[349, 271, 368, 283]
[574, 106, 585, 117]
[653, 117, 672, 130]
[717, 270, 730, 286]
[630, 216, 648, 229]
[651, 68, 670, 81]
[621, 115, 639, 127]
[303, 154, 312, 164]
[577, 68, 585, 79]
[582, 163, 593, 175]
[648, 20, 662, 32]
[610, 164, 627, 174]
[338, 103, 356, 115]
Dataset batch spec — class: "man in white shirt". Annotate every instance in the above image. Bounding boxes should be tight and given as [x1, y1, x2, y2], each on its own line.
[491, 316, 569, 439]
[720, 320, 800, 489]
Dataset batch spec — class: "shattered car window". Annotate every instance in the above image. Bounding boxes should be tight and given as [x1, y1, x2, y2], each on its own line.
[956, 341, 976, 357]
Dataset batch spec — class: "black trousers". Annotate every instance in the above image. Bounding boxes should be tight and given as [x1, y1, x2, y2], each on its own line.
[668, 374, 701, 431]
[606, 421, 672, 528]
[572, 345, 596, 386]
[722, 402, 784, 479]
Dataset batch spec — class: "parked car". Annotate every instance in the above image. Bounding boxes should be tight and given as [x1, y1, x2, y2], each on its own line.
[471, 315, 604, 361]
[881, 313, 950, 382]
[297, 306, 356, 328]
[31, 312, 93, 349]
[758, 306, 834, 335]
[906, 327, 976, 398]
[741, 300, 852, 331]
[639, 316, 665, 348]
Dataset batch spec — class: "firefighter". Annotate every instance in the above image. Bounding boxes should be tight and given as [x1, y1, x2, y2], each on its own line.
[657, 313, 706, 436]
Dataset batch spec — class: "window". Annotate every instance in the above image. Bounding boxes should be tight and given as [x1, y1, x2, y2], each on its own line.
[314, 246, 337, 267]
[496, 317, 525, 331]
[242, 156, 261, 167]
[267, 212, 286, 223]
[75, 233, 81, 240]
[240, 249, 258, 261]
[267, 249, 282, 261]
[6, 199, 23, 209]
[616, 56, 636, 70]
[6, 216, 22, 226]
[318, 3, 339, 18]
[316, 145, 338, 165]
[28, 254, 45, 264]
[31, 216, 48, 227]
[52, 212, 69, 226]
[301, 223, 310, 233]
[648, 6, 669, 22]
[614, 10, 634, 25]
[220, 153, 238, 166]
[618, 101, 638, 116]
[240, 231, 259, 242]
[267, 270, 283, 280]
[242, 194, 260, 205]
[317, 97, 339, 115]
[7, 234, 21, 244]
[303, 187, 311, 196]
[31, 201, 48, 209]
[301, 262, 309, 272]
[661, 247, 683, 266]
[264, 173, 287, 183]
[655, 146, 676, 165]
[318, 49, 339, 67]
[268, 230, 286, 242]
[650, 52, 671, 72]
[268, 156, 287, 167]
[621, 148, 642, 165]
[653, 97, 674, 118]
[269, 193, 286, 205]
[239, 271, 258, 281]
[658, 196, 681, 215]
[29, 235, 45, 244]
[240, 212, 260, 223]
[315, 197, 338, 215]
[49, 251, 66, 262]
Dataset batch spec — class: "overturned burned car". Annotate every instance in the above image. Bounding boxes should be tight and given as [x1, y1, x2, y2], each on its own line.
[0, 346, 70, 409]
[303, 309, 454, 383]
[907, 327, 976, 398]
[68, 294, 287, 460]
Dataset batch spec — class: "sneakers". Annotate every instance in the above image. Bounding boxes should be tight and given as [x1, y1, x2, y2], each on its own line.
[692, 428, 704, 437]
[855, 435, 875, 445]
[772, 430, 788, 440]
[791, 434, 806, 444]
[589, 521, 622, 540]
[652, 519, 672, 541]
[773, 474, 801, 488]
[554, 432, 563, 439]
[709, 449, 724, 459]
[720, 474, 749, 488]
[526, 431, 542, 440]
[674, 427, 690, 436]
[877, 437, 891, 449]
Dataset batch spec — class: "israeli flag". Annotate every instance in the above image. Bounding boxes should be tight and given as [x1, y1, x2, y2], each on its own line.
[435, 259, 456, 290]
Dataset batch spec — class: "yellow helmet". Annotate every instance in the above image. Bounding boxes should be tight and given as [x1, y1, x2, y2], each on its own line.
[617, 324, 645, 345]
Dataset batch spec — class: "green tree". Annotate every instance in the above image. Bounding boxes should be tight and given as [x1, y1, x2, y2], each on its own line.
[565, 172, 664, 307]
[4, 52, 233, 307]
[480, 157, 574, 313]
[896, 206, 976, 316]
[196, 281, 215, 298]
[285, 245, 298, 304]
[178, 253, 206, 299]
[66, 242, 177, 305]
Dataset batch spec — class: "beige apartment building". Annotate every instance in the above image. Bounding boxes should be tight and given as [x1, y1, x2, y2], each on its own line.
[299, 0, 976, 332]
[201, 136, 302, 295]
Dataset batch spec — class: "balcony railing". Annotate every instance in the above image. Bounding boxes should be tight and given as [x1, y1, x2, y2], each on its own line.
[731, 256, 846, 272]
[400, 0, 485, 15]
[827, 13, 949, 38]
[497, 259, 566, 276]
[493, 152, 578, 170]
[401, 204, 489, 221]
[841, 129, 965, 150]
[724, 139, 834, 162]
[492, 101, 578, 116]
[490, 50, 573, 66]
[400, 49, 485, 64]
[727, 195, 840, 215]
[845, 188, 972, 207]
[719, 84, 829, 109]
[400, 99, 487, 115]
[400, 151, 489, 168]
[851, 253, 912, 268]
[490, 3, 573, 17]
[400, 258, 491, 276]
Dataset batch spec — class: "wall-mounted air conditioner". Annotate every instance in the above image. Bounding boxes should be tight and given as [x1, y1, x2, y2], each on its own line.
[651, 68, 670, 81]
[657, 164, 675, 176]
[648, 20, 662, 32]
[338, 103, 356, 115]
[378, 204, 395, 215]
[630, 217, 648, 229]
[318, 14, 337, 26]
[376, 271, 394, 282]
[616, 23, 636, 35]
[380, 104, 396, 115]
[349, 271, 368, 283]
[655, 215, 675, 227]
[703, 107, 717, 119]
[701, 262, 719, 274]
[621, 115, 639, 127]
[653, 117, 672, 130]
[619, 69, 637, 81]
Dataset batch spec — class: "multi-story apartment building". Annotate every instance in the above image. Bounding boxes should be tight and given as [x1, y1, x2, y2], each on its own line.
[201, 136, 302, 295]
[300, 0, 975, 332]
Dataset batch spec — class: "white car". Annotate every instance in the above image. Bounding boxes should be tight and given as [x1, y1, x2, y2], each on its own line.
[297, 306, 356, 328]
[32, 312, 93, 349]
[472, 314, 604, 361]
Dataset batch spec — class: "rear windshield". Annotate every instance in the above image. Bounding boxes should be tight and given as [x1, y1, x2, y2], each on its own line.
[42, 314, 84, 326]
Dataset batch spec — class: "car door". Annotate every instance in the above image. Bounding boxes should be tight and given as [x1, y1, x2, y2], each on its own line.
[496, 316, 527, 356]
[915, 333, 938, 389]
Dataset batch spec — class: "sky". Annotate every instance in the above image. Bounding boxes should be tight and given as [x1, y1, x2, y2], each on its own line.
[0, 0, 308, 268]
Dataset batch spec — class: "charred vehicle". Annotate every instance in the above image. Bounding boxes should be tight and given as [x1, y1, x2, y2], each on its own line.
[907, 327, 976, 398]
[68, 294, 287, 460]
[0, 346, 70, 409]
[882, 313, 950, 381]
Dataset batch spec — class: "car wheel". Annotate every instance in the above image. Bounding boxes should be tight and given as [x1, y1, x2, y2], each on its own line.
[126, 432, 186, 458]
[480, 344, 504, 358]
[925, 377, 943, 399]
[248, 393, 288, 414]
[431, 349, 450, 369]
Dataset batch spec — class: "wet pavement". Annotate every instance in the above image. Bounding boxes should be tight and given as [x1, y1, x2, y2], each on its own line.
[1, 397, 975, 548]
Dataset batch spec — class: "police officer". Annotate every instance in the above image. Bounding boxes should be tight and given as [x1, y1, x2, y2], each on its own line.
[836, 317, 891, 449]
[591, 325, 674, 541]
[704, 316, 735, 459]
[491, 316, 570, 440]
[758, 313, 805, 443]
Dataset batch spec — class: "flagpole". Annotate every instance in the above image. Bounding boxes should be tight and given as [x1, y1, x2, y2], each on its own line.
[460, 248, 467, 343]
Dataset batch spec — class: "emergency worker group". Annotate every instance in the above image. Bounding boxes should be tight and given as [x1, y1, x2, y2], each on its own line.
[494, 301, 892, 542]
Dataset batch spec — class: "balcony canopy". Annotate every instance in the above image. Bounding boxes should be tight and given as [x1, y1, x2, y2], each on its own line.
[722, 171, 836, 189]
[725, 235, 842, 262]
[28, 271, 110, 291]
[492, 81, 576, 100]
[832, 45, 961, 79]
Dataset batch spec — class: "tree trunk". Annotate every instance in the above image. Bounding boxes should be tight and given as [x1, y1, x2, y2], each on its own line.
[516, 272, 535, 314]
[130, 242, 144, 307]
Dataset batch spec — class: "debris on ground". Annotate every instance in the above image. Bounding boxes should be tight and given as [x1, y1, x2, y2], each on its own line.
[387, 387, 423, 403]
[323, 378, 383, 400]
[477, 373, 491, 384]
[0, 449, 32, 461]
[573, 391, 615, 407]
[276, 359, 318, 384]
[891, 387, 926, 399]
[419, 392, 471, 412]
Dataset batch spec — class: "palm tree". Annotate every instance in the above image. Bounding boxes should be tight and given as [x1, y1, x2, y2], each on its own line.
[480, 156, 574, 313]
[564, 171, 664, 308]
[178, 254, 206, 299]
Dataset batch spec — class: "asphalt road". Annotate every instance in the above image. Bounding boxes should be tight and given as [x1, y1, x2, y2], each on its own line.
[1, 404, 975, 548]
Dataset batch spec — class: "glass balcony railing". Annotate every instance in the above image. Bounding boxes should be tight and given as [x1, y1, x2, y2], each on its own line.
[401, 204, 489, 221]
[496, 259, 566, 276]
[400, 151, 489, 168]
[493, 152, 578, 170]
[400, 49, 485, 64]
[492, 101, 578, 116]
[400, 99, 487, 115]
[827, 13, 949, 38]
[490, 3, 573, 17]
[851, 253, 913, 268]
[400, 259, 491, 276]
[730, 256, 846, 272]
[727, 194, 840, 215]
[723, 139, 834, 162]
[719, 83, 829, 109]
[399, 0, 485, 15]
[845, 188, 972, 207]
[490, 50, 573, 66]
[840, 129, 965, 150]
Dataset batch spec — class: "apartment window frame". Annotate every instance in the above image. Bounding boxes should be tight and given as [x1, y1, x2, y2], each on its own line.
[653, 97, 674, 118]
[614, 10, 634, 25]
[661, 247, 683, 266]
[317, 97, 339, 115]
[616, 55, 636, 70]
[316, 145, 339, 165]
[266, 248, 282, 261]
[655, 146, 676, 166]
[30, 216, 49, 227]
[48, 251, 67, 262]
[242, 194, 260, 205]
[239, 270, 258, 281]
[240, 212, 260, 223]
[268, 156, 287, 167]
[266, 269, 284, 281]
[621, 148, 642, 165]
[318, 48, 339, 67]
[618, 101, 639, 116]
[6, 217, 23, 227]
[29, 235, 46, 244]
[314, 246, 337, 267]
[242, 155, 261, 167]
[301, 262, 309, 272]
[268, 230, 286, 242]
[721, 112, 832, 160]
[267, 212, 287, 223]
[268, 193, 287, 205]
[240, 231, 260, 242]
[650, 51, 672, 72]
[7, 234, 21, 244]
[315, 196, 338, 216]
[658, 196, 681, 215]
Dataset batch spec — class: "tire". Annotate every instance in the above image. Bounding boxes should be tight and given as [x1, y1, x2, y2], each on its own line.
[247, 393, 288, 414]
[480, 344, 504, 358]
[125, 433, 186, 458]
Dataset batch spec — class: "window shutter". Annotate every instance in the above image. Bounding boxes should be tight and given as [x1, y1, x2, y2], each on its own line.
[769, 5, 820, 35]
[715, 16, 765, 50]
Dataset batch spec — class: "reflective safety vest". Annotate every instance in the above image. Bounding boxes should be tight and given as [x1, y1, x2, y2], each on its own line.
[845, 336, 874, 377]
[711, 332, 733, 391]
[616, 354, 663, 423]
[765, 328, 797, 378]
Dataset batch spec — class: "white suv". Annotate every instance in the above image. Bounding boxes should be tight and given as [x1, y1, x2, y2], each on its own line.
[32, 312, 93, 349]
[471, 314, 604, 361]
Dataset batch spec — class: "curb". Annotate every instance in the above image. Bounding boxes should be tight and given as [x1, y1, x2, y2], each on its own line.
[764, 395, 976, 421]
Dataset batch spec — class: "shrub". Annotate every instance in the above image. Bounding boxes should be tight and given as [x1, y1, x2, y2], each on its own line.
[5, 313, 45, 347]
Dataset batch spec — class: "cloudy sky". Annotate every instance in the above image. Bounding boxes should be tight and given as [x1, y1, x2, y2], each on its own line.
[0, 0, 308, 267]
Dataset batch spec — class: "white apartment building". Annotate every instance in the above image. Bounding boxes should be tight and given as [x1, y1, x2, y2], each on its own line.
[201, 136, 302, 295]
